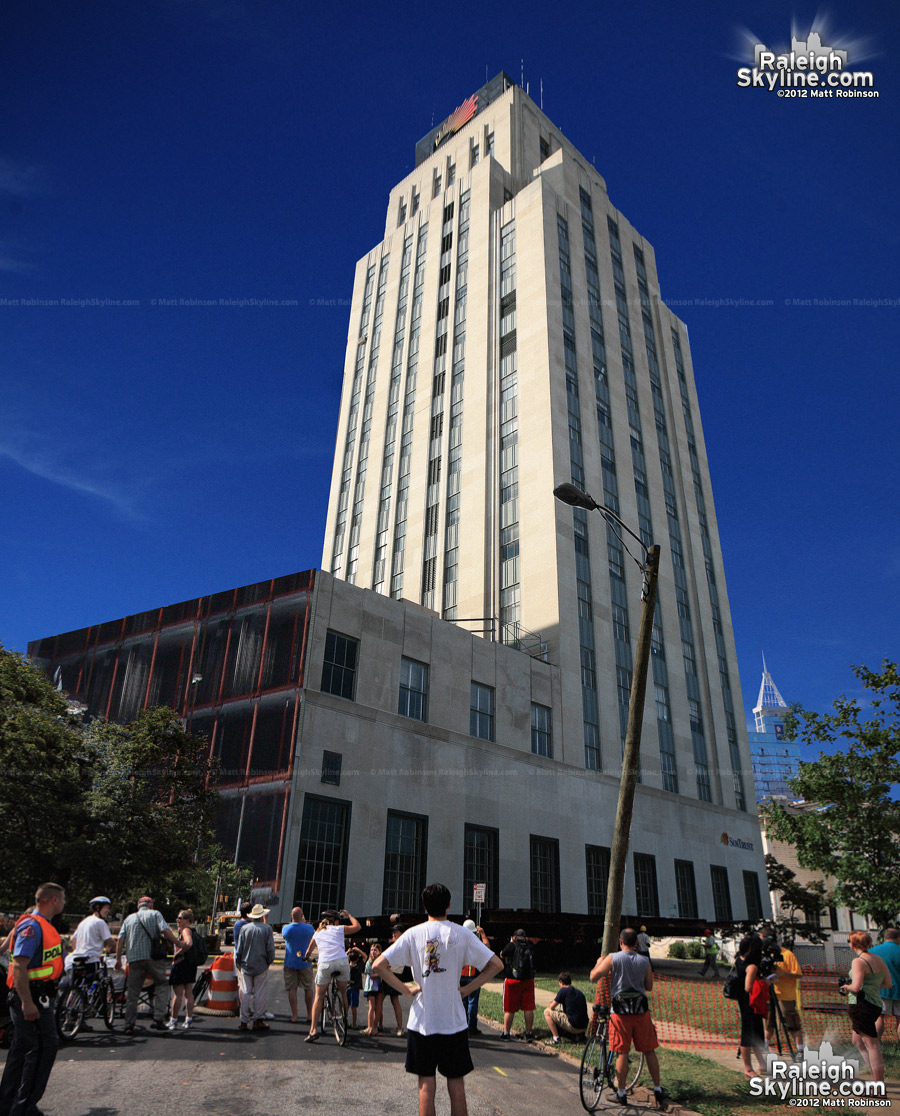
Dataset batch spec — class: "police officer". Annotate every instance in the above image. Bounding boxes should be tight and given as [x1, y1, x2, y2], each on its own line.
[0, 882, 67, 1116]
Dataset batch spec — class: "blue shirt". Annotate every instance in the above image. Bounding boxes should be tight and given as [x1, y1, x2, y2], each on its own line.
[282, 921, 315, 970]
[11, 913, 43, 964]
[871, 941, 900, 1000]
[233, 919, 249, 946]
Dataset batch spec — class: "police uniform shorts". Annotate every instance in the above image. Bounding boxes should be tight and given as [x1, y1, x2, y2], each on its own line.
[284, 966, 314, 991]
[609, 1010, 659, 1054]
[768, 996, 801, 1032]
[881, 997, 900, 1018]
[405, 1028, 473, 1078]
[315, 959, 350, 986]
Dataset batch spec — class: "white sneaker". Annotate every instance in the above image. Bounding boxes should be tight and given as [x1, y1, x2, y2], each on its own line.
[165, 1019, 178, 1031]
[182, 1017, 193, 1029]
[264, 1011, 274, 1020]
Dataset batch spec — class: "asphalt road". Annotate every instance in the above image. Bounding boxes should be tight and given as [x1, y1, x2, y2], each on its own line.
[2, 975, 588, 1116]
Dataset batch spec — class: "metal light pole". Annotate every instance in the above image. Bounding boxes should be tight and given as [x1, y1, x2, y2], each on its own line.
[553, 483, 661, 959]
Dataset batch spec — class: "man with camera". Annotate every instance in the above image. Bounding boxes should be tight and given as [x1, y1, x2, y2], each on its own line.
[759, 929, 804, 1057]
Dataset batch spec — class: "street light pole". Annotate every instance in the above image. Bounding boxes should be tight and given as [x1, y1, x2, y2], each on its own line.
[552, 483, 661, 958]
[601, 541, 660, 957]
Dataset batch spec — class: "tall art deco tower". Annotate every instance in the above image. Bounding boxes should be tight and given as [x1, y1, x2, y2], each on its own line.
[323, 74, 752, 827]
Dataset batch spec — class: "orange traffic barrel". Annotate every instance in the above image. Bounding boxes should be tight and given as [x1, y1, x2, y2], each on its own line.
[196, 953, 238, 1016]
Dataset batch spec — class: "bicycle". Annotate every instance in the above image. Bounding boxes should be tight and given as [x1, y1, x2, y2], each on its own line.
[579, 1004, 644, 1112]
[320, 969, 348, 1045]
[56, 957, 117, 1040]
[192, 966, 212, 1010]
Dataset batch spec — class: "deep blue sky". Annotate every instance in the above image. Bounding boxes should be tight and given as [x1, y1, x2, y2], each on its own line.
[2, 0, 897, 731]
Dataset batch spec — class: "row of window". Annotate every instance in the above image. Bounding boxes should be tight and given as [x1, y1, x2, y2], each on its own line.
[294, 792, 764, 920]
[397, 127, 495, 228]
[322, 630, 554, 756]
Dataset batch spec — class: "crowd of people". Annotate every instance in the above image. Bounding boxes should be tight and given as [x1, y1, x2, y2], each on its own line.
[2, 879, 899, 1116]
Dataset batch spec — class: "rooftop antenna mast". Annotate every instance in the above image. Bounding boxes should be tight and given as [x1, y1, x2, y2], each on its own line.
[540, 78, 543, 110]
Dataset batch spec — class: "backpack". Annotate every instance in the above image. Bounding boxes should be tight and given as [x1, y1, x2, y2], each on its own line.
[510, 941, 534, 981]
[723, 966, 741, 1000]
[187, 931, 209, 968]
[137, 911, 168, 960]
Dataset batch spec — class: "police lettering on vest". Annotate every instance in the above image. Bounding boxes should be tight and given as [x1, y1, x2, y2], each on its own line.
[7, 913, 64, 986]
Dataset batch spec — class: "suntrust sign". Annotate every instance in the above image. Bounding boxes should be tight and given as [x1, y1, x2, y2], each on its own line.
[720, 832, 755, 852]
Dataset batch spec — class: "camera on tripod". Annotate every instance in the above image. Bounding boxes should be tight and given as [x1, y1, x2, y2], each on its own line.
[758, 936, 784, 980]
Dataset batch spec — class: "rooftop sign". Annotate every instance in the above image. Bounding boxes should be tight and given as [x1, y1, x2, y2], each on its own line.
[414, 72, 515, 167]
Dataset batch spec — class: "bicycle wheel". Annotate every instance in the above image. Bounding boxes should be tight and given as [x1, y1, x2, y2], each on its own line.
[192, 968, 212, 1009]
[330, 981, 347, 1046]
[579, 1033, 606, 1112]
[100, 978, 116, 1030]
[625, 1049, 645, 1091]
[57, 988, 86, 1040]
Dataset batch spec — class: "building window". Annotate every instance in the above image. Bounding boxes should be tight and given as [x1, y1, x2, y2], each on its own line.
[433, 169, 441, 197]
[743, 870, 763, 922]
[484, 128, 494, 156]
[633, 853, 659, 918]
[710, 865, 733, 922]
[586, 844, 610, 917]
[539, 136, 550, 162]
[530, 835, 560, 913]
[294, 794, 351, 915]
[321, 750, 342, 786]
[383, 810, 428, 914]
[463, 824, 499, 911]
[674, 859, 698, 919]
[398, 656, 428, 721]
[321, 631, 358, 700]
[531, 703, 552, 757]
[470, 141, 479, 168]
[470, 682, 495, 741]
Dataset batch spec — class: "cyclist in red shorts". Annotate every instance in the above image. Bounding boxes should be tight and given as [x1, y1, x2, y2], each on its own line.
[590, 928, 669, 1109]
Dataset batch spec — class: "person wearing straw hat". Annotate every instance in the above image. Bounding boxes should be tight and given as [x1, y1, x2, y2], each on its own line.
[234, 904, 275, 1032]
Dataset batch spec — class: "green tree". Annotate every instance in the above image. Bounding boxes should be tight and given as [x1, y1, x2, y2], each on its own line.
[763, 661, 900, 930]
[74, 707, 222, 909]
[0, 646, 92, 909]
[764, 854, 830, 947]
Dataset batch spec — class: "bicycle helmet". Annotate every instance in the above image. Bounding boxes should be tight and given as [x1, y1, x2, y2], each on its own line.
[90, 895, 112, 907]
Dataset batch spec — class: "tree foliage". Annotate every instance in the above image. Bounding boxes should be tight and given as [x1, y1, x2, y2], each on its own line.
[0, 645, 223, 916]
[0, 647, 92, 908]
[764, 854, 830, 947]
[763, 661, 900, 930]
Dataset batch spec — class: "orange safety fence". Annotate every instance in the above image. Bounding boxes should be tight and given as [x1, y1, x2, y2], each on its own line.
[592, 967, 862, 1050]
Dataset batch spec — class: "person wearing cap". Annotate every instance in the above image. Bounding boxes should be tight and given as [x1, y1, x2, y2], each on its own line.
[304, 909, 361, 1042]
[233, 903, 276, 1032]
[636, 926, 653, 968]
[115, 896, 180, 1035]
[460, 920, 491, 1035]
[500, 929, 536, 1040]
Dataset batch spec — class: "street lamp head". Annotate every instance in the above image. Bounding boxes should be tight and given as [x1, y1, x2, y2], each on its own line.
[553, 482, 599, 511]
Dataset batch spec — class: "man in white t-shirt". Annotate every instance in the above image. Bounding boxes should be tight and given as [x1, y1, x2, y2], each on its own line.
[375, 883, 503, 1116]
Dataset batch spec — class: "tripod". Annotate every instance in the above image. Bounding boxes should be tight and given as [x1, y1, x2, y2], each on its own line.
[766, 994, 797, 1060]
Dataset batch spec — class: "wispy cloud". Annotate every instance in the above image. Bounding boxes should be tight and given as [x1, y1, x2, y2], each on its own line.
[0, 432, 141, 521]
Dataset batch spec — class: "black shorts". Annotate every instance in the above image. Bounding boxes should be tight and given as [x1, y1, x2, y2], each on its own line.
[405, 1028, 473, 1079]
[848, 999, 882, 1039]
